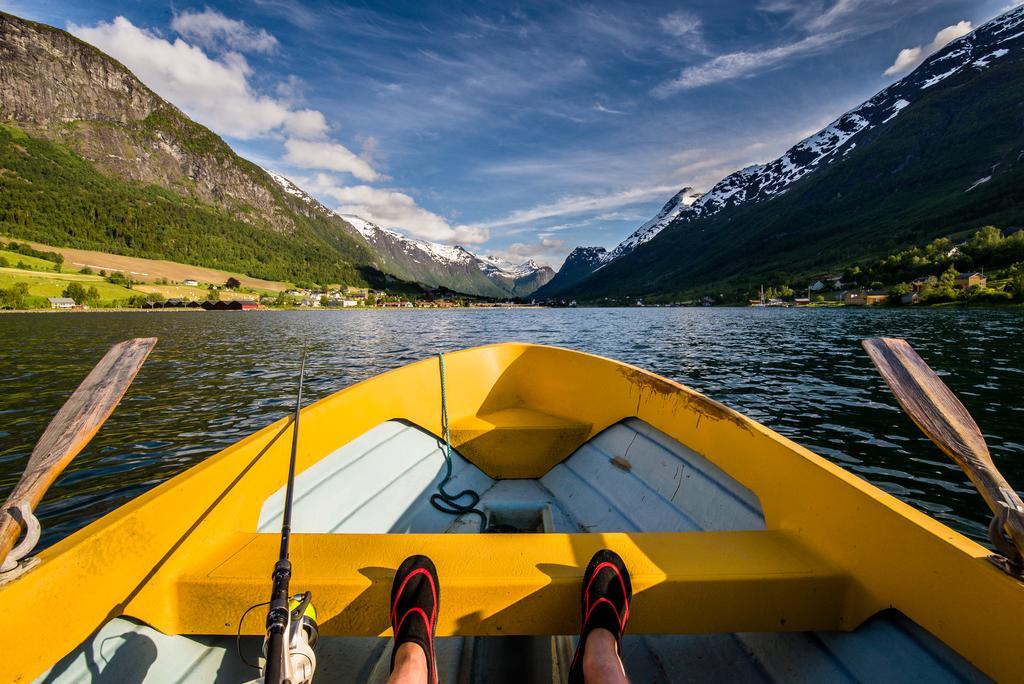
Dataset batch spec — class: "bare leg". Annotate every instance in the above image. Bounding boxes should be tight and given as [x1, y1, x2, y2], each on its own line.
[387, 642, 428, 684]
[582, 628, 629, 684]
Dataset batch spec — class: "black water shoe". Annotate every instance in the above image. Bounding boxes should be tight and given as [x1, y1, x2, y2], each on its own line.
[568, 548, 632, 684]
[390, 554, 440, 684]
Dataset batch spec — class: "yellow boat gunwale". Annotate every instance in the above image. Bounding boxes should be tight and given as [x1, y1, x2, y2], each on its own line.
[1, 342, 1021, 683]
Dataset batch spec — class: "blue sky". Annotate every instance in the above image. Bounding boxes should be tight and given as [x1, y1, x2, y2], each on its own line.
[4, 0, 1021, 267]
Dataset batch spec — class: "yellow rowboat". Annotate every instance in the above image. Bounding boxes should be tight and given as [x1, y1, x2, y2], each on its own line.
[1, 342, 1022, 682]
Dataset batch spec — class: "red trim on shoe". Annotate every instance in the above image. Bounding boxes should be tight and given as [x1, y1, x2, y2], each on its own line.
[582, 562, 630, 629]
[391, 567, 438, 626]
[583, 597, 624, 633]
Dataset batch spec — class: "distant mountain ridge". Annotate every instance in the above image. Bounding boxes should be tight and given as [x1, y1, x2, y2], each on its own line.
[265, 172, 554, 296]
[333, 212, 554, 297]
[542, 6, 1024, 300]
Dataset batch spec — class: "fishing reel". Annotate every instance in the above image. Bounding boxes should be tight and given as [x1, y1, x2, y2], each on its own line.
[261, 591, 319, 684]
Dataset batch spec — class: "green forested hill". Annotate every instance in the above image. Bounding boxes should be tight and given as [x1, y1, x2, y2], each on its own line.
[0, 12, 384, 288]
[0, 124, 378, 286]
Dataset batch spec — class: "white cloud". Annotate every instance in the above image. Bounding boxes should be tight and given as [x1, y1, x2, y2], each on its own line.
[491, 238, 565, 268]
[71, 17, 288, 138]
[70, 16, 379, 184]
[478, 185, 681, 229]
[883, 20, 972, 76]
[283, 109, 329, 138]
[593, 102, 627, 115]
[308, 177, 488, 244]
[283, 139, 379, 181]
[70, 17, 335, 143]
[655, 32, 845, 95]
[170, 8, 278, 54]
[756, 0, 902, 33]
[659, 11, 702, 38]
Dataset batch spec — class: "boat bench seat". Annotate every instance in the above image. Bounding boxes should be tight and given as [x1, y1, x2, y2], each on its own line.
[448, 407, 592, 478]
[164, 530, 853, 638]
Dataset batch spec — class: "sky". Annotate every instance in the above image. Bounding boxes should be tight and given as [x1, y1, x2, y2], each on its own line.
[4, 0, 1022, 268]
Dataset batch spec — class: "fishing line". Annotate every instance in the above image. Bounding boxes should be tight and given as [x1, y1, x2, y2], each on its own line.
[237, 600, 271, 669]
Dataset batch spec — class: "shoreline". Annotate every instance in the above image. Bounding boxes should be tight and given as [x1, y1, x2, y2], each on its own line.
[1, 302, 1020, 314]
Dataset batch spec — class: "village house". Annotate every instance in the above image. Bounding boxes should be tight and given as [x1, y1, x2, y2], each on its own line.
[910, 277, 935, 293]
[954, 272, 987, 290]
[841, 291, 866, 306]
[864, 291, 889, 305]
[809, 274, 845, 291]
[47, 297, 76, 309]
[344, 286, 370, 300]
[183, 279, 199, 287]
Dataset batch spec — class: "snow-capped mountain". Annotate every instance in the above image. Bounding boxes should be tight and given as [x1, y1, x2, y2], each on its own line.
[476, 255, 555, 296]
[336, 214, 553, 297]
[540, 5, 1024, 299]
[600, 187, 701, 265]
[266, 171, 316, 206]
[341, 214, 476, 267]
[665, 8, 1023, 225]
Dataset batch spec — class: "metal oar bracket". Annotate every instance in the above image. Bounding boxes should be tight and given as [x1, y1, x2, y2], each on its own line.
[988, 502, 1024, 577]
[0, 501, 42, 583]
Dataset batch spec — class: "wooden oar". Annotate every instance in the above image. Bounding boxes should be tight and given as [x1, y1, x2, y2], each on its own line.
[862, 337, 1024, 573]
[0, 337, 157, 569]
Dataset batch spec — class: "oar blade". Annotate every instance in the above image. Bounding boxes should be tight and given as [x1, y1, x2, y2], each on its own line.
[1, 337, 157, 563]
[29, 337, 157, 475]
[863, 337, 1024, 571]
[861, 337, 989, 471]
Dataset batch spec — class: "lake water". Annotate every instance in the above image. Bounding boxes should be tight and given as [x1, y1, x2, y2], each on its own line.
[1, 308, 1022, 552]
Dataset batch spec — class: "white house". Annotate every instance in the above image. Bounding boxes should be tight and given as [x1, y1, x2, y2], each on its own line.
[183, 279, 199, 287]
[47, 297, 76, 309]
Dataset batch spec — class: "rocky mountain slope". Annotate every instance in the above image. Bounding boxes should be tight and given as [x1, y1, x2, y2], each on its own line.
[335, 213, 553, 297]
[545, 6, 1024, 301]
[0, 11, 390, 286]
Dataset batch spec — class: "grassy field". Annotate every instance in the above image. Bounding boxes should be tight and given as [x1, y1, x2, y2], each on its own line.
[0, 236, 290, 291]
[0, 268, 265, 307]
[0, 268, 137, 304]
[0, 249, 65, 271]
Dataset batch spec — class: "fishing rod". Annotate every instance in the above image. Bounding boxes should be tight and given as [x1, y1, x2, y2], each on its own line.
[262, 351, 318, 684]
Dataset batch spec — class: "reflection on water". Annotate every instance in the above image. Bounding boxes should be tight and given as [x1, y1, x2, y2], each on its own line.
[0, 308, 1021, 549]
